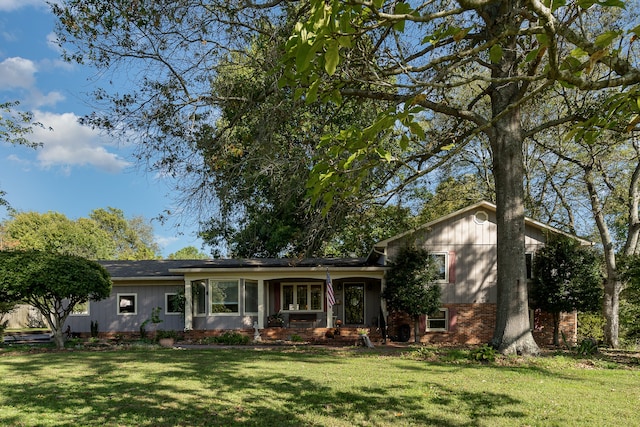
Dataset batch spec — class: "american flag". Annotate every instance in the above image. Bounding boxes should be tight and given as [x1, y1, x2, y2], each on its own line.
[326, 269, 336, 307]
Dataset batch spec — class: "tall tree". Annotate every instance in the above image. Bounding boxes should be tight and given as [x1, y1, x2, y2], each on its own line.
[529, 87, 640, 348]
[531, 235, 602, 346]
[383, 246, 442, 343]
[4, 211, 114, 259]
[89, 207, 160, 260]
[0, 250, 112, 349]
[280, 1, 640, 354]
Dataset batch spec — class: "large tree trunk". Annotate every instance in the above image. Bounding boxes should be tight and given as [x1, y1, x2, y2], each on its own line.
[584, 168, 621, 348]
[603, 277, 620, 348]
[484, 0, 539, 356]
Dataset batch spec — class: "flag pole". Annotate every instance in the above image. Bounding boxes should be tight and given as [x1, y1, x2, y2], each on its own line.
[326, 268, 335, 328]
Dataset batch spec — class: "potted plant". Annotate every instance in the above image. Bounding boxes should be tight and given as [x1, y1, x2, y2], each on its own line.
[267, 311, 284, 327]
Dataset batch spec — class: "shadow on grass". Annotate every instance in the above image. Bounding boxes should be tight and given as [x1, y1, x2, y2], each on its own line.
[0, 347, 551, 426]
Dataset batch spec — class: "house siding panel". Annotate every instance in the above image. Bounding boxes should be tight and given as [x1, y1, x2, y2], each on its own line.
[386, 208, 505, 305]
[65, 283, 185, 334]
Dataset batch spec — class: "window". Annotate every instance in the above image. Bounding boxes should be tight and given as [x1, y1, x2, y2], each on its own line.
[244, 281, 258, 314]
[71, 301, 89, 316]
[192, 280, 207, 316]
[118, 294, 137, 315]
[281, 283, 323, 311]
[426, 308, 448, 331]
[210, 280, 239, 314]
[430, 253, 448, 283]
[165, 293, 182, 315]
[474, 210, 489, 224]
[526, 253, 533, 279]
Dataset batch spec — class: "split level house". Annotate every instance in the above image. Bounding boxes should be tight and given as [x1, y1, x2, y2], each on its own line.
[63, 201, 589, 346]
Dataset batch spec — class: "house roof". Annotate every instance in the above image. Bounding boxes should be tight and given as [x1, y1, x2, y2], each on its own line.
[372, 200, 592, 249]
[99, 257, 375, 279]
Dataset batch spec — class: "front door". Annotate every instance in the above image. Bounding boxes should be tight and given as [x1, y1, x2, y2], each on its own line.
[344, 283, 364, 325]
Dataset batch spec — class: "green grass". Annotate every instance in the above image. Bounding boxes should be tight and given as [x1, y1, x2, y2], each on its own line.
[0, 345, 639, 426]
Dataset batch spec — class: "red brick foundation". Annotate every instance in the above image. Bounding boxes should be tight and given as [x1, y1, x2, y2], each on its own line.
[387, 303, 577, 348]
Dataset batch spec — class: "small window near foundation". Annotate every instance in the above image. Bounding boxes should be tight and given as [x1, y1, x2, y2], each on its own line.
[426, 308, 449, 331]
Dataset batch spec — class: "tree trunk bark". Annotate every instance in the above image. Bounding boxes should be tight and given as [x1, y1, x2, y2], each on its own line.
[484, 0, 539, 356]
[603, 277, 620, 348]
[584, 168, 620, 348]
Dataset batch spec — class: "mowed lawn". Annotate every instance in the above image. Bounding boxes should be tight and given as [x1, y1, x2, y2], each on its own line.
[1, 345, 639, 426]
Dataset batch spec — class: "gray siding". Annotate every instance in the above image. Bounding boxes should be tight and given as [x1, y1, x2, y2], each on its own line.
[65, 282, 185, 334]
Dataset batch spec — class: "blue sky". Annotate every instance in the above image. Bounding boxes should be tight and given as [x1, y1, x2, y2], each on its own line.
[0, 0, 206, 257]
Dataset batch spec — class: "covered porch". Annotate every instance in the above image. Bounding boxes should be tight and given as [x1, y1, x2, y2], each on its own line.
[172, 258, 386, 333]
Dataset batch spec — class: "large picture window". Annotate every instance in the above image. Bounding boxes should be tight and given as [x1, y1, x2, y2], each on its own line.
[210, 280, 240, 314]
[426, 308, 448, 331]
[281, 283, 323, 311]
[244, 280, 259, 314]
[117, 293, 137, 315]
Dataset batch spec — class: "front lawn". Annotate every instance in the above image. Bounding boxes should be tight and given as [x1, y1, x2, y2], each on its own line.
[0, 345, 638, 426]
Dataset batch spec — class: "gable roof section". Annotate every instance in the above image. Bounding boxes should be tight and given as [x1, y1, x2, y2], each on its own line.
[373, 200, 592, 250]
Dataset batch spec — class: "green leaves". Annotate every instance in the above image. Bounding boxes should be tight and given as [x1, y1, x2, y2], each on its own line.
[577, 0, 626, 9]
[324, 40, 339, 75]
[489, 44, 503, 63]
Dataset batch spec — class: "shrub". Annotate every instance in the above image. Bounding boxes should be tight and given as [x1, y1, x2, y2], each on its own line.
[576, 338, 598, 356]
[577, 312, 605, 343]
[204, 331, 250, 345]
[290, 334, 304, 342]
[470, 344, 497, 363]
[90, 321, 99, 338]
[156, 330, 180, 341]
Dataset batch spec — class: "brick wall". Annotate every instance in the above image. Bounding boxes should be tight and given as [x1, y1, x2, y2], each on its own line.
[387, 303, 577, 347]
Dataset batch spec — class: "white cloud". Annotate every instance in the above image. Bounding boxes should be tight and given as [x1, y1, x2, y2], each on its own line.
[30, 110, 132, 173]
[156, 235, 180, 249]
[0, 0, 48, 12]
[0, 57, 37, 90]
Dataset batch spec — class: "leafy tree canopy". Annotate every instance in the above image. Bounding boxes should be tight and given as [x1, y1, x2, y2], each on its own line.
[89, 207, 160, 260]
[0, 250, 112, 348]
[383, 246, 442, 342]
[167, 246, 209, 260]
[3, 209, 160, 260]
[531, 234, 603, 344]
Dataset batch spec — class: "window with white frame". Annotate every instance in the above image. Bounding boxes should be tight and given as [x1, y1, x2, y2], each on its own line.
[430, 253, 448, 283]
[71, 301, 89, 316]
[281, 283, 323, 311]
[426, 308, 448, 331]
[192, 280, 207, 316]
[117, 293, 137, 315]
[165, 293, 182, 315]
[244, 280, 259, 314]
[526, 253, 533, 280]
[210, 280, 240, 314]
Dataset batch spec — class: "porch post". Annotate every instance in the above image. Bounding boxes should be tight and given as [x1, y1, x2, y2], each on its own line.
[380, 277, 388, 343]
[184, 279, 193, 331]
[257, 278, 265, 329]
